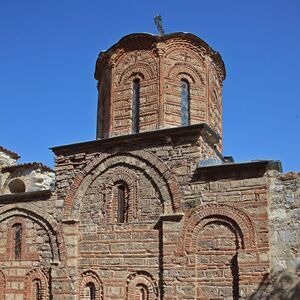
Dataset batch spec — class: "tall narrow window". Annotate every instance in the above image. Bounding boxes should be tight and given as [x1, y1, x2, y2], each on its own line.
[34, 279, 42, 300]
[137, 284, 149, 300]
[86, 282, 96, 300]
[140, 288, 147, 300]
[132, 79, 140, 133]
[13, 223, 22, 259]
[181, 79, 190, 126]
[117, 184, 128, 223]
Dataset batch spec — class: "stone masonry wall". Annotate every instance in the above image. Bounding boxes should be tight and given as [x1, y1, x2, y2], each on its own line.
[0, 195, 67, 300]
[249, 171, 300, 299]
[49, 133, 275, 299]
[161, 176, 269, 299]
[268, 171, 300, 272]
[1, 140, 296, 299]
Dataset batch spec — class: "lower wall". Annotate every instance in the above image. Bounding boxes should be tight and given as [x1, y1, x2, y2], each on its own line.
[252, 171, 300, 299]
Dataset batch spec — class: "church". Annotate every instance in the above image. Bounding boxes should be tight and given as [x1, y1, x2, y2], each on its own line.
[0, 29, 299, 299]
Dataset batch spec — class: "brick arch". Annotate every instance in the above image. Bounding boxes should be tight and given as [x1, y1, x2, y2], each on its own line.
[6, 217, 28, 260]
[191, 217, 243, 252]
[0, 269, 5, 300]
[79, 270, 103, 300]
[63, 150, 182, 220]
[178, 204, 256, 254]
[104, 166, 139, 222]
[126, 271, 159, 300]
[118, 62, 156, 85]
[113, 45, 157, 67]
[25, 268, 48, 300]
[162, 40, 225, 85]
[0, 206, 64, 263]
[163, 43, 206, 66]
[167, 62, 205, 85]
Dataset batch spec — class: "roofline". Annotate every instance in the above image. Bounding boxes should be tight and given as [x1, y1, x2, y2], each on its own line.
[197, 159, 282, 171]
[51, 123, 220, 156]
[192, 159, 282, 182]
[1, 162, 54, 173]
[95, 32, 226, 80]
[0, 146, 20, 160]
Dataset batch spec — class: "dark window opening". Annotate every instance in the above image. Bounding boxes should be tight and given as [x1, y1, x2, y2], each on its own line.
[181, 79, 190, 126]
[13, 223, 22, 259]
[8, 179, 25, 193]
[132, 79, 140, 134]
[34, 280, 42, 300]
[86, 282, 96, 300]
[137, 284, 149, 300]
[117, 184, 128, 223]
[141, 288, 147, 300]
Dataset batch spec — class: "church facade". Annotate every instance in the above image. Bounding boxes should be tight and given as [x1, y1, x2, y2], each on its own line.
[0, 32, 299, 300]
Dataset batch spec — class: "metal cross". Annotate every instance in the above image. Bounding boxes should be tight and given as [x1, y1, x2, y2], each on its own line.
[154, 14, 165, 36]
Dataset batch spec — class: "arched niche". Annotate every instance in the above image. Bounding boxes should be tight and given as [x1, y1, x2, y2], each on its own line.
[79, 271, 103, 300]
[126, 271, 158, 300]
[178, 204, 257, 300]
[0, 206, 63, 263]
[25, 268, 48, 300]
[63, 150, 182, 221]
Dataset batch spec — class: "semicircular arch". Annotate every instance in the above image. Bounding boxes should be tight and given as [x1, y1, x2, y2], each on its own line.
[0, 205, 63, 262]
[25, 268, 48, 300]
[163, 43, 206, 65]
[63, 150, 182, 220]
[118, 62, 156, 86]
[79, 270, 103, 300]
[126, 271, 159, 300]
[167, 62, 205, 84]
[178, 204, 256, 254]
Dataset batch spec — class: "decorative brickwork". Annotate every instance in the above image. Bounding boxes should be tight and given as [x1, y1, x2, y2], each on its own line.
[103, 166, 139, 223]
[95, 33, 225, 149]
[1, 30, 297, 299]
[178, 204, 256, 255]
[0, 206, 62, 263]
[126, 271, 159, 300]
[25, 268, 48, 300]
[63, 150, 183, 220]
[79, 271, 103, 300]
[6, 217, 29, 260]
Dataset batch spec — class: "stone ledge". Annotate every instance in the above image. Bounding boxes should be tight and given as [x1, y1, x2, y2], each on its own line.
[193, 160, 282, 182]
[0, 189, 52, 203]
[51, 123, 220, 156]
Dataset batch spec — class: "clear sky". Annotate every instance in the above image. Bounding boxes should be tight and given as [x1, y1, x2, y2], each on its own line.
[0, 0, 299, 172]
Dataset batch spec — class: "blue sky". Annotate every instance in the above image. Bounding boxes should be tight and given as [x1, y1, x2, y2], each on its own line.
[0, 0, 299, 171]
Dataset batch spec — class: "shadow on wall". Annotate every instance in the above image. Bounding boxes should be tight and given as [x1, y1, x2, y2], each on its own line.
[248, 265, 300, 300]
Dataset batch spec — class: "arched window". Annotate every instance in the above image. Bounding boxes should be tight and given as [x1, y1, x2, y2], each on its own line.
[25, 269, 48, 300]
[181, 79, 190, 126]
[117, 184, 128, 223]
[79, 271, 103, 300]
[13, 223, 22, 259]
[132, 79, 140, 134]
[137, 284, 149, 300]
[85, 282, 96, 300]
[33, 279, 42, 300]
[126, 272, 158, 300]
